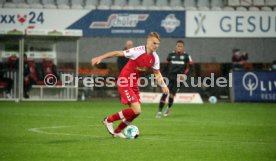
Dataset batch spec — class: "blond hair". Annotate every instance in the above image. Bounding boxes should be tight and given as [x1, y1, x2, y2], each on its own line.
[148, 32, 160, 41]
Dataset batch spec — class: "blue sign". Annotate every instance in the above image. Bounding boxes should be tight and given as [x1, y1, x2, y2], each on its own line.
[67, 10, 185, 37]
[233, 71, 276, 102]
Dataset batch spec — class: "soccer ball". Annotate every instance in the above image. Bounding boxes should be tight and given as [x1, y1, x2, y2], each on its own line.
[208, 96, 217, 104]
[124, 125, 139, 139]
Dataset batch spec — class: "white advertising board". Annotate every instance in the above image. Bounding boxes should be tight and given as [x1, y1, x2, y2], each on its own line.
[0, 8, 89, 30]
[186, 11, 276, 37]
[140, 92, 203, 104]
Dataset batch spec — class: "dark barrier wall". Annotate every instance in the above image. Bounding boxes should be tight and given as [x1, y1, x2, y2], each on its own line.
[64, 37, 276, 63]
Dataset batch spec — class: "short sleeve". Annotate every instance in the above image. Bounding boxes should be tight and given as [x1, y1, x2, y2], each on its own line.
[188, 55, 193, 64]
[123, 46, 146, 60]
[152, 52, 160, 70]
[185, 54, 192, 64]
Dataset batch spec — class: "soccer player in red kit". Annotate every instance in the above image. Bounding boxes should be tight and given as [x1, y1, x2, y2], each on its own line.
[91, 32, 169, 138]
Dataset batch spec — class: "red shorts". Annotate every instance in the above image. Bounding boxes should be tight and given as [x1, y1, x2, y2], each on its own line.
[118, 85, 141, 104]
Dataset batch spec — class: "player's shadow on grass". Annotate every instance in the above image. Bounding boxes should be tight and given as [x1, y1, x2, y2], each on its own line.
[161, 113, 192, 119]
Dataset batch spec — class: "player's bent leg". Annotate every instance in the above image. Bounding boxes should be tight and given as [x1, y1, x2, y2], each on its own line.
[112, 102, 140, 138]
[168, 93, 175, 108]
[103, 106, 136, 137]
[103, 110, 123, 136]
[103, 117, 114, 135]
[157, 93, 168, 118]
[164, 93, 175, 117]
[159, 93, 168, 112]
[130, 102, 141, 115]
[109, 87, 141, 138]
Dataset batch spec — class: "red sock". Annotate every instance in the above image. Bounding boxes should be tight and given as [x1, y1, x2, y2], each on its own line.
[114, 114, 139, 133]
[107, 113, 120, 122]
[114, 122, 128, 133]
[107, 108, 135, 123]
[122, 108, 136, 120]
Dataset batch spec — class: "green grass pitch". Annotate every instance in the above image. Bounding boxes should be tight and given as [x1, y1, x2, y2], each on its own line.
[0, 101, 275, 161]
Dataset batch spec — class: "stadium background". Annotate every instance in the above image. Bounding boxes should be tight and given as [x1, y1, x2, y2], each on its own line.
[1, 0, 276, 100]
[0, 1, 276, 161]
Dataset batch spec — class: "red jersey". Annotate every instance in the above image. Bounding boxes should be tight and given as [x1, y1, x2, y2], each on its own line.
[117, 46, 160, 104]
[119, 45, 160, 81]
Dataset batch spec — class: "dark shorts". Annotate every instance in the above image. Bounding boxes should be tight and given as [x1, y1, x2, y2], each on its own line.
[167, 79, 179, 96]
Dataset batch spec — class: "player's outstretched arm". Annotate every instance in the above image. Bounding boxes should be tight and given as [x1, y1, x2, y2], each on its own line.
[91, 51, 124, 66]
[153, 70, 169, 94]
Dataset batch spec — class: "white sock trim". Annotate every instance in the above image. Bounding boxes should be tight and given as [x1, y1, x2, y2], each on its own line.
[118, 111, 130, 125]
[118, 111, 125, 120]
[122, 119, 130, 125]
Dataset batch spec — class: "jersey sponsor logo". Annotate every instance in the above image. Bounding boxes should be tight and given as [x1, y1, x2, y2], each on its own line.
[136, 67, 147, 71]
[161, 14, 180, 33]
[150, 59, 152, 64]
[171, 60, 185, 65]
[90, 14, 149, 29]
[180, 56, 184, 60]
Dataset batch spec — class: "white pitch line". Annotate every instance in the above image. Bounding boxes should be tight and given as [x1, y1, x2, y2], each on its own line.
[28, 125, 276, 145]
[7, 112, 95, 119]
[28, 125, 105, 138]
